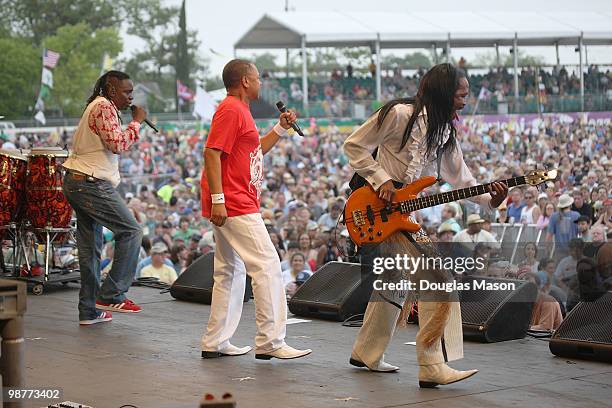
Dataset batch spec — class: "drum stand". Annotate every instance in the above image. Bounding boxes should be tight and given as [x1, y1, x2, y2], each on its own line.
[25, 226, 80, 295]
[0, 223, 21, 276]
[1, 224, 80, 295]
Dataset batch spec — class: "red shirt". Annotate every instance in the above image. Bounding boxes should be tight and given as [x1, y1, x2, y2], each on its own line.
[201, 96, 264, 218]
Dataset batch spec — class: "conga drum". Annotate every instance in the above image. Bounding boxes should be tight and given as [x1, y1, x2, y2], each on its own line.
[0, 149, 27, 238]
[26, 148, 72, 241]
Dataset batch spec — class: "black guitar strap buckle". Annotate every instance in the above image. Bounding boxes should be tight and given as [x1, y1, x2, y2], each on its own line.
[435, 144, 443, 184]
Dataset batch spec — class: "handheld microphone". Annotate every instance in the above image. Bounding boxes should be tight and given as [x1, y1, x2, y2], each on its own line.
[130, 105, 159, 133]
[275, 101, 304, 136]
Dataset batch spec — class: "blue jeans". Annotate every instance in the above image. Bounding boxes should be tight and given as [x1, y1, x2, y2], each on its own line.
[63, 172, 143, 320]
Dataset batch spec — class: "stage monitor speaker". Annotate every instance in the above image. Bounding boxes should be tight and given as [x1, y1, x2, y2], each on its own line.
[549, 291, 612, 363]
[170, 252, 252, 304]
[288, 262, 374, 321]
[459, 276, 538, 343]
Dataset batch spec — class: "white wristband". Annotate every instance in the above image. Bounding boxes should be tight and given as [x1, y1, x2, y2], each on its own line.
[273, 122, 289, 137]
[211, 193, 225, 204]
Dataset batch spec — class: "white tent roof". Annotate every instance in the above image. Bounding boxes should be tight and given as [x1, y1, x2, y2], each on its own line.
[235, 11, 612, 49]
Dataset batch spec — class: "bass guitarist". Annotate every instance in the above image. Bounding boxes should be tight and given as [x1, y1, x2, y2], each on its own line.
[343, 63, 508, 387]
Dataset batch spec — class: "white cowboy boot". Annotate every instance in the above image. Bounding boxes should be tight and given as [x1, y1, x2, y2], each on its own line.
[418, 363, 478, 388]
[350, 352, 399, 373]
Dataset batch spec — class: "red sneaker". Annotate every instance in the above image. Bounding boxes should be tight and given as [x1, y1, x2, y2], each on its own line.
[79, 311, 112, 325]
[96, 299, 142, 313]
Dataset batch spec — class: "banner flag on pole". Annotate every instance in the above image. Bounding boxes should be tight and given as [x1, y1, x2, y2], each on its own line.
[100, 53, 114, 75]
[39, 84, 50, 99]
[177, 80, 195, 102]
[43, 48, 60, 69]
[193, 86, 217, 122]
[35, 96, 45, 111]
[34, 48, 59, 122]
[478, 86, 492, 100]
[41, 67, 53, 88]
[34, 110, 46, 125]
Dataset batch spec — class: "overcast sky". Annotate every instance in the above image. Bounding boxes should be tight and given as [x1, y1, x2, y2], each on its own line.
[123, 0, 612, 77]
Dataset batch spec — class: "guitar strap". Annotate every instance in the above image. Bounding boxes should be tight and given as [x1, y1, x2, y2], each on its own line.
[348, 148, 378, 191]
[435, 144, 443, 183]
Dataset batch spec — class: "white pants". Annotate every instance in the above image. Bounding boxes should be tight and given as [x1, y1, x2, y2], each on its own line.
[352, 232, 463, 367]
[352, 297, 463, 367]
[201, 213, 287, 353]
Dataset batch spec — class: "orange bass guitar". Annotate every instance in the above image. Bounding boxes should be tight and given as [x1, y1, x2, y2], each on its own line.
[344, 169, 557, 246]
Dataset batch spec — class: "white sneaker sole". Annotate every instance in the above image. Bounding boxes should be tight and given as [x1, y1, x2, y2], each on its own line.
[96, 304, 141, 313]
[79, 317, 112, 325]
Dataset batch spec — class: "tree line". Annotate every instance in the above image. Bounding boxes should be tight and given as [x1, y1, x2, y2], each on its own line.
[0, 0, 206, 119]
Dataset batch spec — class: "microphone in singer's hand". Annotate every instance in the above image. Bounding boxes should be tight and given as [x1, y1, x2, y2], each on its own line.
[130, 105, 159, 133]
[275, 101, 304, 136]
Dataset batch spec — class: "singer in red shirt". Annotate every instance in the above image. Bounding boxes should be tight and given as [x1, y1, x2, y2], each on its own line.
[200, 59, 312, 361]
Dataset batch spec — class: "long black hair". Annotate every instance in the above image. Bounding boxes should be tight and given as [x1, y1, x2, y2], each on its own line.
[376, 63, 466, 157]
[85, 70, 130, 108]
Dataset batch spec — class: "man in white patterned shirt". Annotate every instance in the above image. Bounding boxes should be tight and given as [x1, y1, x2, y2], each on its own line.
[63, 70, 147, 325]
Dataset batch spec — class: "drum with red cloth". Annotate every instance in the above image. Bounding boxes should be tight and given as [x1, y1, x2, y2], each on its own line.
[25, 148, 72, 240]
[0, 149, 27, 236]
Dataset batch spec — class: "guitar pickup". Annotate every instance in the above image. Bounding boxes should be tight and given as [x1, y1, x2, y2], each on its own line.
[366, 205, 375, 225]
[380, 207, 389, 222]
[352, 210, 366, 227]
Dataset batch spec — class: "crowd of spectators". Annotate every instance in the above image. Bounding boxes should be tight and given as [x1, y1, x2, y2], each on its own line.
[1, 108, 610, 326]
[259, 63, 612, 116]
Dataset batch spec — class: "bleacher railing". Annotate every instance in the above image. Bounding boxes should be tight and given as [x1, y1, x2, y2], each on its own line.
[289, 94, 611, 118]
[490, 223, 556, 263]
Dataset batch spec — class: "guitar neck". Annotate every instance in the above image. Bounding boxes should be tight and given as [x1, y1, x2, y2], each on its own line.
[399, 176, 526, 213]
